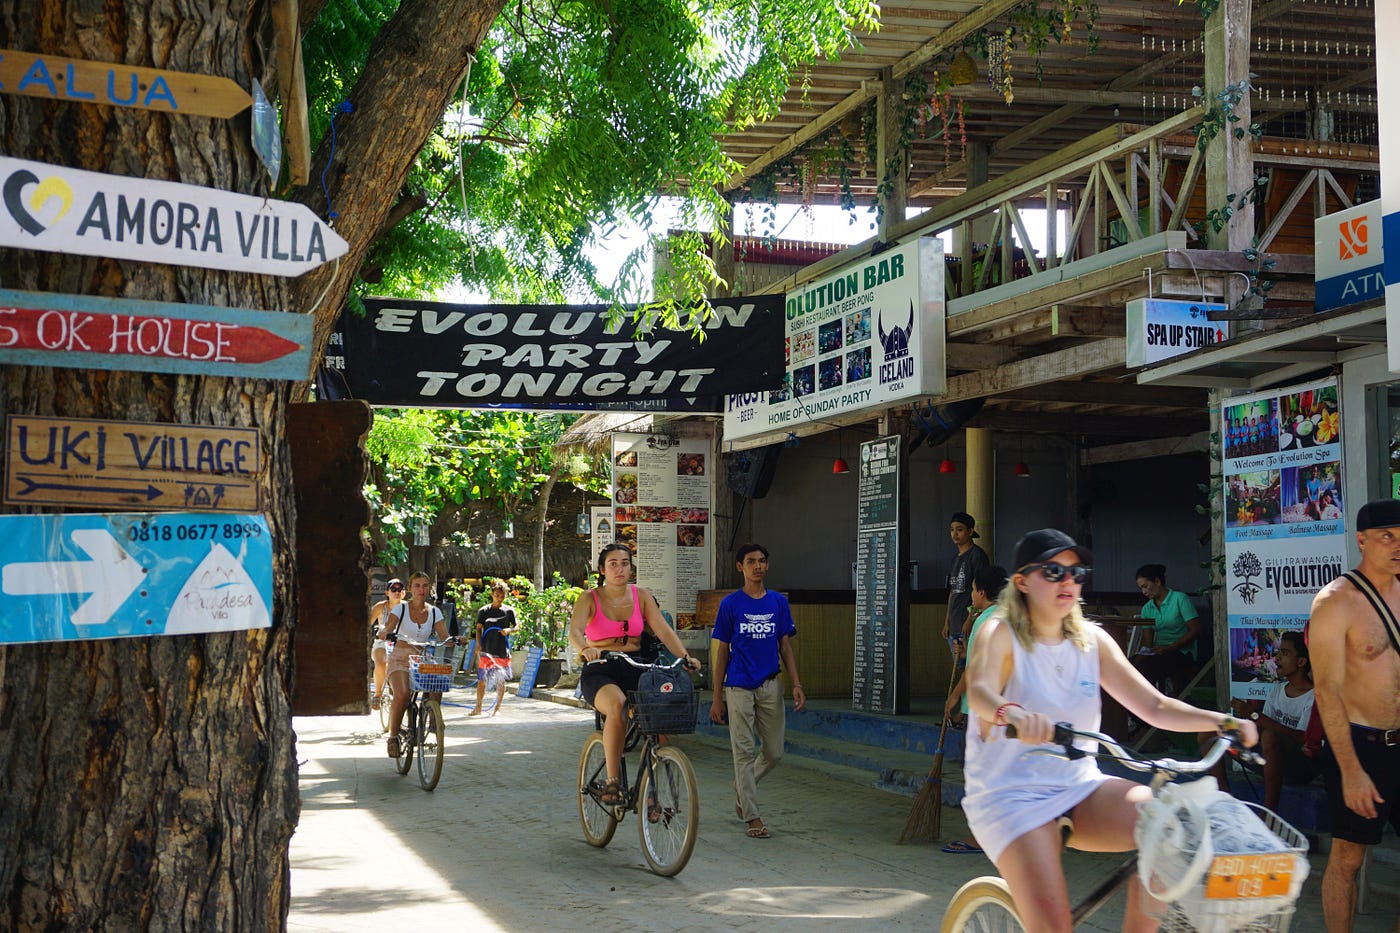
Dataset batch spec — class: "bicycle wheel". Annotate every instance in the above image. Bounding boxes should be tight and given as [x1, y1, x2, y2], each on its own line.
[416, 699, 445, 791]
[378, 681, 394, 733]
[941, 877, 1024, 933]
[577, 731, 618, 847]
[636, 746, 698, 877]
[394, 702, 414, 775]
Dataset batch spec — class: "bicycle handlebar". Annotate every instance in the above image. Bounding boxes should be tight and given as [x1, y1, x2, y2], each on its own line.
[585, 651, 697, 672]
[389, 636, 456, 651]
[1008, 722, 1265, 776]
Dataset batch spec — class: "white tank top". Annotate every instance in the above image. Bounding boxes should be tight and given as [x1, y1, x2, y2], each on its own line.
[390, 602, 442, 643]
[965, 629, 1103, 797]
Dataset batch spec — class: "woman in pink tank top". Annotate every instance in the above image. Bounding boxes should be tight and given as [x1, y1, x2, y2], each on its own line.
[965, 529, 1257, 932]
[568, 542, 698, 804]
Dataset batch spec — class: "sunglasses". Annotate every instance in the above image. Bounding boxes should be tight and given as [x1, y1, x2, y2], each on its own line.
[388, 584, 405, 592]
[1021, 563, 1092, 584]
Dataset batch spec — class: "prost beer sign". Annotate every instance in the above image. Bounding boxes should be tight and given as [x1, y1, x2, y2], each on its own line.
[0, 155, 346, 276]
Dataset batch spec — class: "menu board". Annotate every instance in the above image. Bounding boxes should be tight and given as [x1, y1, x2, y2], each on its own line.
[853, 435, 908, 713]
[1222, 377, 1345, 701]
[611, 433, 712, 629]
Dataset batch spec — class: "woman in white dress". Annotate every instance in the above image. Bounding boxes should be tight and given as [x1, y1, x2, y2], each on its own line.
[964, 529, 1257, 933]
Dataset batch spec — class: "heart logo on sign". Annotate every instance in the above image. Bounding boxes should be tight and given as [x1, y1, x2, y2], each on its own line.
[3, 169, 74, 235]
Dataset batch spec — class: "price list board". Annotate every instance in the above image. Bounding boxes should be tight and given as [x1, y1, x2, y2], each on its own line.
[853, 435, 908, 714]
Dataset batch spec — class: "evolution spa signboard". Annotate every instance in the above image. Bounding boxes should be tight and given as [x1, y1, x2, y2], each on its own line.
[1221, 377, 1345, 702]
[723, 237, 946, 444]
[0, 156, 347, 276]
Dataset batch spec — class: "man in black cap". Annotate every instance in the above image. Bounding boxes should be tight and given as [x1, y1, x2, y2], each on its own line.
[942, 511, 990, 672]
[1308, 499, 1400, 933]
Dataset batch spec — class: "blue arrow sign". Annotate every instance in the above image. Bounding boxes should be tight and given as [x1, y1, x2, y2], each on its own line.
[0, 511, 272, 644]
[12, 474, 164, 501]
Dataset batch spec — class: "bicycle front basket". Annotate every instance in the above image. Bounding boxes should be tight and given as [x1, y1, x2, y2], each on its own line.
[633, 668, 698, 734]
[410, 656, 454, 692]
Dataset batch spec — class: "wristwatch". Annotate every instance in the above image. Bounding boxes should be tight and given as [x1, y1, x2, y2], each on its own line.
[1249, 711, 1260, 721]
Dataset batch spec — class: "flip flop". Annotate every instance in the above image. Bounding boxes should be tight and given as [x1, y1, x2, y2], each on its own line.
[746, 821, 770, 838]
[941, 840, 983, 854]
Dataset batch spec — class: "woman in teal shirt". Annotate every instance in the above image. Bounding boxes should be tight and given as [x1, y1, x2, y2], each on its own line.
[1133, 563, 1200, 688]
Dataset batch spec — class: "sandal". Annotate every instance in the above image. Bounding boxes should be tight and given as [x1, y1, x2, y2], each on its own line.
[941, 840, 983, 854]
[596, 778, 623, 806]
[646, 792, 662, 824]
[386, 735, 400, 758]
[745, 820, 770, 839]
[370, 696, 381, 711]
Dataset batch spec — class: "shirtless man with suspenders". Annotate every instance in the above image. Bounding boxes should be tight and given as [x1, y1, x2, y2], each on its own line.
[1307, 499, 1400, 933]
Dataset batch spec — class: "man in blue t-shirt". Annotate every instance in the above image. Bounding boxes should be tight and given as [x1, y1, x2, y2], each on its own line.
[710, 543, 806, 839]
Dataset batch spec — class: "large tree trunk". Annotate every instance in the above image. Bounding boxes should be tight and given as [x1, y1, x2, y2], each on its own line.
[0, 0, 500, 926]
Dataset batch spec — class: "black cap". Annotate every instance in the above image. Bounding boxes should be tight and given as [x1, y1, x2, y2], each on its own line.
[1356, 499, 1400, 532]
[950, 511, 981, 538]
[1012, 528, 1092, 571]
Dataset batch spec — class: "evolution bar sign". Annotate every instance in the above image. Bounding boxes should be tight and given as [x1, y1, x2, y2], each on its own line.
[0, 155, 346, 276]
[0, 287, 312, 380]
[330, 295, 785, 408]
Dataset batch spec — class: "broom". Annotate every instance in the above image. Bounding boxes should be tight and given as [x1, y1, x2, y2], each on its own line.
[898, 651, 963, 844]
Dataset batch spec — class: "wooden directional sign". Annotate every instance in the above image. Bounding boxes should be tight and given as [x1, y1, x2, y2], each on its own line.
[5, 416, 262, 513]
[0, 155, 347, 276]
[0, 287, 313, 380]
[0, 511, 272, 645]
[0, 49, 251, 119]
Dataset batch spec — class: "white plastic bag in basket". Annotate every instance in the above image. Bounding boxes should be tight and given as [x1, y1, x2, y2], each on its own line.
[1135, 777, 1307, 933]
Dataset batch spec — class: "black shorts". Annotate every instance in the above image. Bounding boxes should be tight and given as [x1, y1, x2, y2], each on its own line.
[1323, 724, 1400, 846]
[579, 654, 645, 707]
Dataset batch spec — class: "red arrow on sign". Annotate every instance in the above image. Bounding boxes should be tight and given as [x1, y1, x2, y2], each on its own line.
[0, 303, 303, 364]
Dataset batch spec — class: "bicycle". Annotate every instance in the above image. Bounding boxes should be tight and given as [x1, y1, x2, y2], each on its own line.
[378, 679, 394, 733]
[387, 637, 455, 791]
[941, 725, 1308, 933]
[576, 653, 700, 877]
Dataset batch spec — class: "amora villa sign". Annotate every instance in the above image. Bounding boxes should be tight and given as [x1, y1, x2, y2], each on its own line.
[0, 155, 347, 276]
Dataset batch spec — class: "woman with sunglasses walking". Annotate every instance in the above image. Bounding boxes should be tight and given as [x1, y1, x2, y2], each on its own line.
[963, 529, 1255, 933]
[568, 542, 699, 805]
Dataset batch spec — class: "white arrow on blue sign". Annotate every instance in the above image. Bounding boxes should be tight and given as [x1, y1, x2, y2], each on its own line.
[0, 511, 272, 644]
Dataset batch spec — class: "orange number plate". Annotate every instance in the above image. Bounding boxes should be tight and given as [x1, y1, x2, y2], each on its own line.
[1204, 853, 1295, 899]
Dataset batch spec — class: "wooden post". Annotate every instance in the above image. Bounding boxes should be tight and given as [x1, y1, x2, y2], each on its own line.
[713, 193, 736, 297]
[965, 427, 995, 562]
[1204, 0, 1254, 316]
[877, 70, 908, 242]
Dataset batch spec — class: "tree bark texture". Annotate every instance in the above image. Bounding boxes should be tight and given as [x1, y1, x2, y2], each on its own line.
[0, 0, 500, 926]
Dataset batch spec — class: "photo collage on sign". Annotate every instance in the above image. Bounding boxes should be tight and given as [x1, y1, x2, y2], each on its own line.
[785, 307, 872, 402]
[610, 435, 712, 629]
[1221, 378, 1345, 701]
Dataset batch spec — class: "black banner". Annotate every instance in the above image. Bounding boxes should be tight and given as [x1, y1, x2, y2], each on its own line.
[321, 295, 785, 410]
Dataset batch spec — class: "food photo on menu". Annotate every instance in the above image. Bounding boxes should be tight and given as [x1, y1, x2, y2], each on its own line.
[1225, 469, 1281, 527]
[676, 525, 705, 547]
[677, 453, 705, 476]
[614, 472, 638, 504]
[1278, 462, 1343, 523]
[790, 329, 816, 363]
[615, 523, 638, 551]
[614, 450, 638, 467]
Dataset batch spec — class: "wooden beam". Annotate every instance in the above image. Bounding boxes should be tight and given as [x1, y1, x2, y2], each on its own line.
[1080, 431, 1210, 465]
[938, 339, 1127, 404]
[970, 409, 1204, 437]
[994, 382, 1206, 409]
[271, 0, 311, 185]
[727, 0, 1022, 192]
[946, 341, 1018, 370]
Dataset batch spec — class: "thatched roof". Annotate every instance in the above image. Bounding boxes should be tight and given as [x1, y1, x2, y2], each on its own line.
[432, 541, 593, 587]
